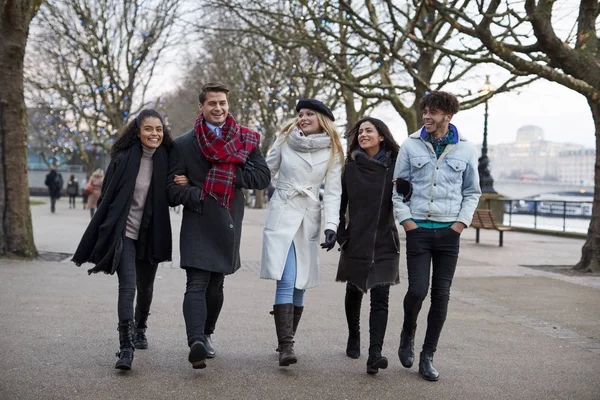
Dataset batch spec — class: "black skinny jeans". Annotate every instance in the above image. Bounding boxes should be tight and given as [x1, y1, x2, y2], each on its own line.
[116, 237, 159, 322]
[345, 282, 390, 353]
[182, 268, 225, 346]
[403, 227, 460, 353]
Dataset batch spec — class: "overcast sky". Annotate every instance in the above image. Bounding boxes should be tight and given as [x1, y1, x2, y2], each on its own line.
[371, 79, 595, 149]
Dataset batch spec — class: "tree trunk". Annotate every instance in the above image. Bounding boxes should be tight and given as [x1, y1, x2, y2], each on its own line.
[254, 189, 265, 209]
[575, 99, 600, 272]
[0, 1, 39, 257]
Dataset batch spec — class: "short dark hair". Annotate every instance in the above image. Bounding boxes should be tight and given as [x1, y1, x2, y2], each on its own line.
[199, 82, 230, 104]
[419, 91, 460, 115]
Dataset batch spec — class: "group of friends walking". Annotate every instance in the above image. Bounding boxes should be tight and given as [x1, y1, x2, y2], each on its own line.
[72, 83, 481, 381]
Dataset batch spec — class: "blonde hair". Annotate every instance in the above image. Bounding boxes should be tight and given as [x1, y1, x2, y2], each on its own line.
[277, 113, 345, 170]
[92, 168, 104, 178]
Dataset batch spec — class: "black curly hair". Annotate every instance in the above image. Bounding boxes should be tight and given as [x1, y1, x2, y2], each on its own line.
[111, 109, 172, 156]
[346, 117, 400, 162]
[419, 91, 460, 115]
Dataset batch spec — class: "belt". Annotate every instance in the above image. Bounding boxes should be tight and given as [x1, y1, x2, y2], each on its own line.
[276, 181, 319, 202]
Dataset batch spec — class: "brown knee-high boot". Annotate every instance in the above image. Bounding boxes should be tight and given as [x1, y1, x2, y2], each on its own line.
[273, 304, 297, 366]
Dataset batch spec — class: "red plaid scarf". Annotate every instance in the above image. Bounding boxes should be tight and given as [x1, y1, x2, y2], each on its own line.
[194, 113, 260, 209]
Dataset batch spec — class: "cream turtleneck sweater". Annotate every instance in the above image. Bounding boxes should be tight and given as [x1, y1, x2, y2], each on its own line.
[125, 146, 155, 240]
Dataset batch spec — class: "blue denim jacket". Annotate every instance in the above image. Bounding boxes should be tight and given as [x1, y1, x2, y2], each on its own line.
[392, 129, 482, 227]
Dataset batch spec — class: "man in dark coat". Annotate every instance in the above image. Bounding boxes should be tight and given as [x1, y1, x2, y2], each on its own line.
[44, 165, 63, 213]
[167, 82, 270, 369]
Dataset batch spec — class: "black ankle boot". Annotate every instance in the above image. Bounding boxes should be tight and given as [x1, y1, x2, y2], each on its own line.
[115, 321, 134, 370]
[204, 334, 216, 358]
[366, 347, 388, 375]
[419, 351, 439, 381]
[133, 310, 149, 350]
[188, 340, 208, 369]
[398, 327, 416, 368]
[273, 304, 297, 366]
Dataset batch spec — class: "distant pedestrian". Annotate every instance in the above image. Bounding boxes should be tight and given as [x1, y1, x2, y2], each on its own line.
[66, 175, 79, 209]
[393, 91, 481, 381]
[72, 109, 179, 371]
[82, 175, 90, 210]
[44, 165, 63, 213]
[87, 169, 104, 218]
[336, 117, 407, 375]
[260, 98, 344, 367]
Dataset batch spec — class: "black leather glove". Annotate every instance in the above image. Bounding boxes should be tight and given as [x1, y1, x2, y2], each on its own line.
[320, 229, 337, 251]
[395, 178, 412, 203]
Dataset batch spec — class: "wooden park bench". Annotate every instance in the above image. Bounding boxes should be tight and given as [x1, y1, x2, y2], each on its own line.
[471, 209, 515, 247]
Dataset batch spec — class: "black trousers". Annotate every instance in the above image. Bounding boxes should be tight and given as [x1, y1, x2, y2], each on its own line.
[69, 195, 77, 207]
[116, 237, 159, 322]
[182, 268, 225, 346]
[50, 196, 58, 212]
[345, 282, 390, 353]
[403, 227, 460, 353]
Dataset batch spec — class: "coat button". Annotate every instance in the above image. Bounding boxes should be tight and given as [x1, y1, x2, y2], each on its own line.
[229, 224, 233, 229]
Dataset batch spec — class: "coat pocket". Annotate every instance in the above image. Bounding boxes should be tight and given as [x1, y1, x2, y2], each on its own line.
[445, 158, 467, 173]
[264, 204, 283, 231]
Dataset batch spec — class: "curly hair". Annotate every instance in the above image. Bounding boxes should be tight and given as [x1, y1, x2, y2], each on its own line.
[419, 91, 460, 115]
[111, 109, 172, 156]
[346, 117, 399, 162]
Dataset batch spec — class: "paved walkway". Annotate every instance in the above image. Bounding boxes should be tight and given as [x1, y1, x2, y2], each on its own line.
[0, 198, 599, 399]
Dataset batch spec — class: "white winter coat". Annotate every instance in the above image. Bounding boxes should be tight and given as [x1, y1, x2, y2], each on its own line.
[260, 134, 343, 289]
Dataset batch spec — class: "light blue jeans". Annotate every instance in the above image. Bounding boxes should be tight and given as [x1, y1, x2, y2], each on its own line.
[274, 243, 305, 306]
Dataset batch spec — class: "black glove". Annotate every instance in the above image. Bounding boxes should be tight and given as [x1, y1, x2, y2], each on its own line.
[395, 178, 412, 203]
[320, 229, 337, 251]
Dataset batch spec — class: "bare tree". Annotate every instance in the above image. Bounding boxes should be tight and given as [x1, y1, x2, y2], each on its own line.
[202, 0, 535, 138]
[0, 0, 44, 258]
[162, 23, 353, 207]
[423, 0, 599, 272]
[26, 0, 181, 173]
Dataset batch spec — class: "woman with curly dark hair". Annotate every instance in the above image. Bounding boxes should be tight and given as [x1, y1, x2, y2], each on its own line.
[336, 117, 407, 375]
[72, 109, 184, 371]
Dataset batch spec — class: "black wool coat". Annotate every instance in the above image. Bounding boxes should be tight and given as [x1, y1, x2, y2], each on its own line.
[167, 130, 270, 275]
[336, 151, 400, 292]
[72, 142, 172, 274]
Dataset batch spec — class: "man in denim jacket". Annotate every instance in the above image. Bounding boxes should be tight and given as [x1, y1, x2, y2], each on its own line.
[392, 91, 481, 381]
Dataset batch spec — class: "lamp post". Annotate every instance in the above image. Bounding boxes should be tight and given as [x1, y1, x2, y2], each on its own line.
[478, 75, 496, 194]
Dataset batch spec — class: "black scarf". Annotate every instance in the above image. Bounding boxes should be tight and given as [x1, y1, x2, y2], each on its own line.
[72, 141, 172, 274]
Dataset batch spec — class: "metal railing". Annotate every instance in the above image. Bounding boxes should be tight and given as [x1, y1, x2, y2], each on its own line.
[504, 199, 591, 233]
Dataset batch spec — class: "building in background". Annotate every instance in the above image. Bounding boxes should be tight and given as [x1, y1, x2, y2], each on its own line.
[558, 148, 595, 186]
[485, 125, 587, 182]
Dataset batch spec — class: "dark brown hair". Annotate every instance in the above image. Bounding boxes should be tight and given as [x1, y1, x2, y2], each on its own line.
[111, 109, 172, 156]
[346, 117, 400, 162]
[198, 82, 230, 104]
[419, 91, 460, 115]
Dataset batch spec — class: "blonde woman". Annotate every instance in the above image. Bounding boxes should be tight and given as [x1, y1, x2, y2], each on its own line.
[87, 168, 105, 218]
[261, 98, 344, 367]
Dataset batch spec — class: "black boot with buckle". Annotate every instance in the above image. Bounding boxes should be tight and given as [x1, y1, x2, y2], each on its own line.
[133, 308, 149, 350]
[115, 321, 135, 370]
